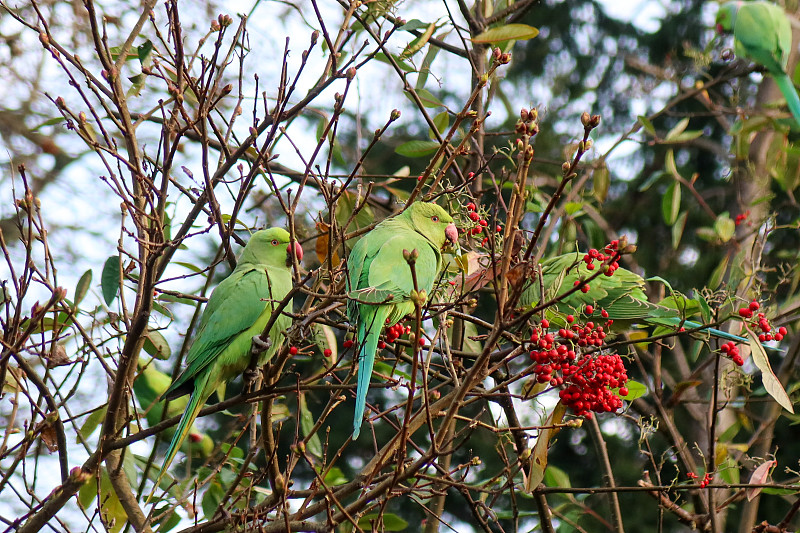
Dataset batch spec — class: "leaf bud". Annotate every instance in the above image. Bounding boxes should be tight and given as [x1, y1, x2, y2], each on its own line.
[581, 111, 591, 127]
[562, 161, 571, 174]
[346, 67, 357, 79]
[390, 109, 401, 120]
[311, 30, 319, 45]
[38, 32, 50, 48]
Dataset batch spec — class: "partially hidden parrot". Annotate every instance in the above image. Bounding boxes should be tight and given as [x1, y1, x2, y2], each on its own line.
[347, 202, 458, 439]
[133, 358, 214, 459]
[716, 1, 800, 127]
[519, 251, 750, 343]
[153, 227, 302, 489]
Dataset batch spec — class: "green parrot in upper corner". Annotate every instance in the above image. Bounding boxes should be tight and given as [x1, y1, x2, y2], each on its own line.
[152, 227, 302, 492]
[347, 202, 458, 439]
[519, 250, 751, 344]
[716, 1, 800, 127]
[133, 358, 214, 459]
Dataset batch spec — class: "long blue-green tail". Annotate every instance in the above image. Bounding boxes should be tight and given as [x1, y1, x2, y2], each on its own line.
[646, 317, 780, 353]
[353, 308, 389, 439]
[773, 72, 800, 128]
[150, 373, 209, 499]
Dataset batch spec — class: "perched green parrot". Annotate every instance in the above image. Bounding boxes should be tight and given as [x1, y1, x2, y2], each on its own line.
[347, 202, 458, 439]
[716, 1, 800, 127]
[519, 251, 748, 343]
[153, 227, 301, 488]
[133, 359, 214, 458]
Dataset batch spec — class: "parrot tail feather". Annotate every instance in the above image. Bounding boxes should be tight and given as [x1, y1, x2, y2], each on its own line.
[148, 375, 209, 502]
[352, 310, 387, 439]
[773, 72, 800, 128]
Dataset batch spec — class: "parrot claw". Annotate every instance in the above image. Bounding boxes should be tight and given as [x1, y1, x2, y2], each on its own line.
[243, 367, 259, 385]
[250, 335, 271, 356]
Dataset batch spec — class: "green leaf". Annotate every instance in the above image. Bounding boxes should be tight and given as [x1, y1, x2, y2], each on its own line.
[592, 161, 610, 202]
[406, 87, 444, 108]
[638, 170, 667, 192]
[399, 19, 429, 31]
[747, 328, 794, 413]
[416, 37, 442, 90]
[638, 115, 656, 135]
[323, 466, 348, 486]
[395, 140, 440, 158]
[472, 23, 539, 43]
[299, 393, 322, 459]
[32, 117, 66, 131]
[400, 22, 435, 59]
[137, 40, 153, 67]
[430, 111, 449, 139]
[664, 117, 689, 141]
[373, 52, 414, 72]
[143, 328, 171, 360]
[672, 211, 688, 249]
[543, 464, 571, 488]
[79, 406, 107, 441]
[174, 261, 203, 273]
[662, 181, 681, 225]
[202, 478, 226, 520]
[708, 254, 730, 290]
[101, 256, 120, 306]
[73, 269, 92, 309]
[358, 513, 408, 531]
[619, 380, 647, 400]
[714, 213, 736, 242]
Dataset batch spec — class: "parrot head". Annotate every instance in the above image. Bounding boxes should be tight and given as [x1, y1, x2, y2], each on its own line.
[240, 227, 303, 267]
[404, 202, 458, 248]
[715, 1, 740, 34]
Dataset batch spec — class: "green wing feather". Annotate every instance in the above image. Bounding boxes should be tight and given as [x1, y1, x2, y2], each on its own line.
[521, 252, 750, 342]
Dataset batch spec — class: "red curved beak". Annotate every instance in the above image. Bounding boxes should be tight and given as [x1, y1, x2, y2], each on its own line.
[445, 223, 458, 245]
[287, 241, 303, 262]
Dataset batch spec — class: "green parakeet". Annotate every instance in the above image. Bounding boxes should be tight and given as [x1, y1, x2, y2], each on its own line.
[154, 227, 301, 488]
[716, 1, 800, 126]
[520, 250, 748, 343]
[347, 202, 458, 439]
[133, 359, 214, 458]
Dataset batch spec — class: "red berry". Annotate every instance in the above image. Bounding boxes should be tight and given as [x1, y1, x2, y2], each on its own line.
[567, 315, 574, 323]
[541, 319, 550, 328]
[289, 346, 298, 355]
[323, 348, 332, 357]
[585, 305, 594, 315]
[778, 326, 787, 336]
[343, 340, 354, 349]
[378, 341, 386, 349]
[738, 308, 753, 318]
[619, 387, 628, 397]
[749, 301, 760, 311]
[419, 337, 426, 346]
[601, 309, 609, 318]
[466, 202, 476, 211]
[469, 211, 480, 222]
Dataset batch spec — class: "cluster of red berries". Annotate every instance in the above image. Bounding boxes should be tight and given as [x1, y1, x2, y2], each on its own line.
[735, 210, 750, 226]
[581, 244, 620, 277]
[463, 201, 504, 247]
[529, 316, 629, 419]
[559, 315, 610, 347]
[557, 353, 628, 418]
[379, 320, 412, 349]
[737, 301, 786, 342]
[687, 471, 713, 488]
[720, 342, 743, 366]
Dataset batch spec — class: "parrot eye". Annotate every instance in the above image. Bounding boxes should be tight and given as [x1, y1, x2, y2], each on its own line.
[271, 239, 279, 246]
[431, 216, 439, 222]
